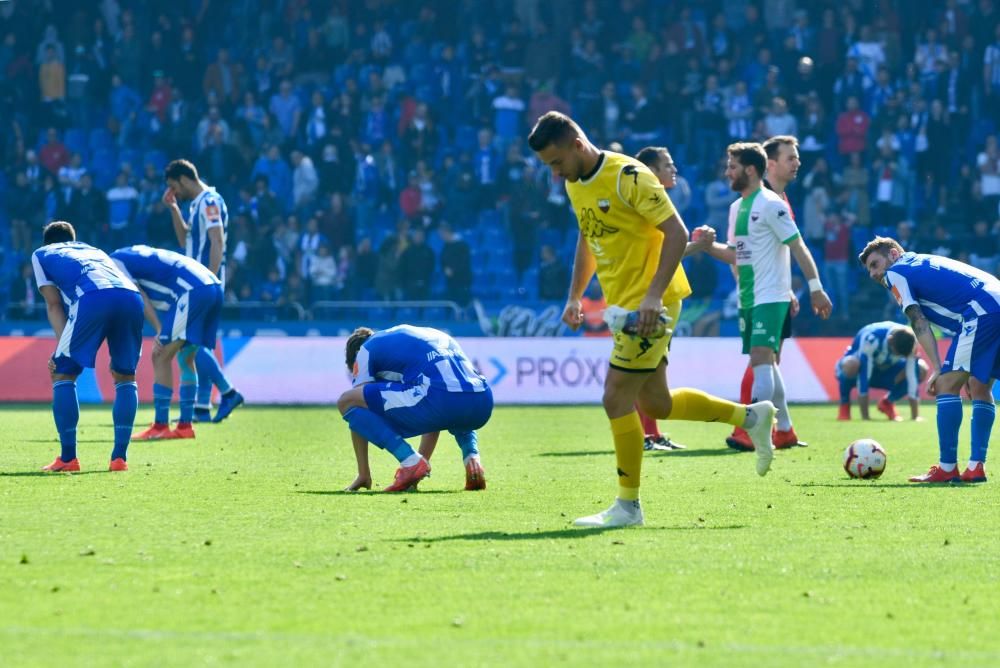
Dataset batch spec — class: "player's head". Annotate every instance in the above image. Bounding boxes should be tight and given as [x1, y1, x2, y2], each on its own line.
[164, 159, 200, 199]
[345, 327, 375, 372]
[725, 142, 766, 192]
[762, 135, 800, 185]
[888, 327, 916, 357]
[42, 221, 76, 245]
[528, 111, 591, 182]
[636, 146, 677, 189]
[859, 236, 905, 284]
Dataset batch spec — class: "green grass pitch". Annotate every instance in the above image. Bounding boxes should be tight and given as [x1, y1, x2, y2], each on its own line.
[1, 403, 999, 667]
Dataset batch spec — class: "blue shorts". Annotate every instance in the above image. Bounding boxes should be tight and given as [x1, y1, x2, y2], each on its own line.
[54, 288, 144, 376]
[363, 379, 494, 439]
[942, 313, 1000, 383]
[868, 361, 907, 391]
[158, 284, 223, 349]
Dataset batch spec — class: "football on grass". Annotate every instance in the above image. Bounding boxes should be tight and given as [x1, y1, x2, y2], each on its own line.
[843, 439, 887, 479]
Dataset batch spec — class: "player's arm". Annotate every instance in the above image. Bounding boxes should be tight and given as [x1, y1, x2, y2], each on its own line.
[904, 304, 944, 396]
[345, 430, 372, 491]
[136, 287, 162, 335]
[905, 355, 921, 420]
[787, 236, 832, 319]
[563, 231, 596, 331]
[638, 212, 688, 335]
[39, 285, 67, 341]
[856, 352, 872, 420]
[163, 188, 189, 247]
[207, 226, 224, 276]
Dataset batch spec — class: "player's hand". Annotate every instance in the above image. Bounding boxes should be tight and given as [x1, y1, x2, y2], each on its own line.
[161, 187, 177, 207]
[47, 357, 56, 374]
[562, 298, 584, 331]
[344, 474, 372, 492]
[790, 294, 800, 318]
[811, 289, 832, 319]
[690, 225, 715, 249]
[925, 370, 940, 396]
[637, 294, 663, 337]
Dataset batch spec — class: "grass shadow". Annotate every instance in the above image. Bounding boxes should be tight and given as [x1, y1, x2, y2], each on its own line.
[0, 470, 108, 478]
[296, 489, 464, 496]
[22, 438, 109, 443]
[797, 482, 976, 489]
[394, 524, 748, 542]
[538, 448, 741, 458]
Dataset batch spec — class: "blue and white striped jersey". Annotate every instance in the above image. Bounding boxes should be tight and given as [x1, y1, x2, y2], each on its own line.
[886, 252, 1000, 336]
[186, 187, 228, 286]
[353, 325, 488, 393]
[844, 321, 919, 396]
[111, 245, 220, 312]
[32, 242, 138, 306]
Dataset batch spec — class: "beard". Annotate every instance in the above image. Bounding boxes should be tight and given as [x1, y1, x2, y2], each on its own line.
[729, 172, 748, 192]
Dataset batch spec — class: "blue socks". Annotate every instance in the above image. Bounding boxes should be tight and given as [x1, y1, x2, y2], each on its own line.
[196, 347, 232, 407]
[343, 407, 415, 463]
[452, 430, 480, 460]
[112, 381, 138, 461]
[153, 383, 172, 425]
[936, 394, 963, 466]
[837, 371, 853, 405]
[179, 384, 197, 424]
[971, 400, 995, 463]
[53, 380, 80, 461]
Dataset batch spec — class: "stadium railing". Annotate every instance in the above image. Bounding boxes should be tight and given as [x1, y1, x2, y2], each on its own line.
[309, 300, 466, 322]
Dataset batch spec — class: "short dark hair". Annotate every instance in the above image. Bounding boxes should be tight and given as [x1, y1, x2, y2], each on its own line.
[164, 159, 198, 182]
[527, 111, 583, 152]
[858, 236, 905, 266]
[762, 135, 799, 160]
[42, 221, 76, 245]
[635, 146, 670, 167]
[345, 327, 375, 370]
[727, 142, 767, 178]
[889, 327, 916, 357]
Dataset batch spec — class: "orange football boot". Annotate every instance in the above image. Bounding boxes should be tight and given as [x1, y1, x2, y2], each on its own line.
[42, 457, 80, 472]
[908, 465, 961, 483]
[383, 458, 430, 492]
[135, 423, 179, 440]
[773, 428, 805, 449]
[172, 423, 196, 439]
[877, 397, 902, 421]
[725, 427, 754, 451]
[109, 458, 128, 472]
[837, 404, 851, 421]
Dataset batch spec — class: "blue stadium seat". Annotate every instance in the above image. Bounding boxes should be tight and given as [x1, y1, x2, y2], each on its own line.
[64, 129, 88, 160]
[143, 150, 167, 173]
[89, 147, 119, 190]
[88, 128, 113, 153]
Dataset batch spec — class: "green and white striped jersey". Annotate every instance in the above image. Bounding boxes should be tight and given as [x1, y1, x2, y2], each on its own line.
[726, 187, 800, 309]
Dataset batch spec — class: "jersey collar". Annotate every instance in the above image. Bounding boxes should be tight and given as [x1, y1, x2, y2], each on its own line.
[579, 151, 605, 184]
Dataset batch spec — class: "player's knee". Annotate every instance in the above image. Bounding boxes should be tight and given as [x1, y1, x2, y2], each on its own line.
[839, 358, 859, 378]
[337, 389, 365, 415]
[111, 370, 135, 384]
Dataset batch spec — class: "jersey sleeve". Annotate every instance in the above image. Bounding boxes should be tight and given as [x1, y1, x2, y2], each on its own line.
[352, 343, 375, 386]
[726, 200, 739, 248]
[618, 164, 676, 226]
[766, 198, 800, 244]
[31, 252, 53, 289]
[199, 195, 224, 230]
[885, 270, 917, 311]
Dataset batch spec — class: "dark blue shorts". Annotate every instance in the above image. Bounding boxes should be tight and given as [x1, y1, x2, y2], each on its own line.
[942, 313, 1000, 384]
[363, 380, 494, 439]
[157, 284, 223, 349]
[54, 288, 144, 376]
[868, 360, 907, 390]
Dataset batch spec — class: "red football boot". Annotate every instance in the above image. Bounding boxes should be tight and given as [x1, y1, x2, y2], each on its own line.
[960, 463, 987, 483]
[837, 404, 851, 421]
[908, 465, 961, 483]
[383, 458, 430, 492]
[773, 428, 805, 449]
[877, 397, 902, 421]
[109, 458, 128, 472]
[135, 423, 179, 440]
[172, 423, 196, 439]
[42, 457, 80, 472]
[725, 427, 754, 452]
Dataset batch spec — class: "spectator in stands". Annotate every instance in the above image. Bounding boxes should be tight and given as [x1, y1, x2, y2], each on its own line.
[7, 172, 42, 256]
[703, 160, 732, 235]
[836, 96, 870, 155]
[538, 244, 568, 301]
[764, 96, 798, 138]
[802, 157, 833, 244]
[351, 238, 377, 300]
[308, 243, 338, 302]
[197, 125, 244, 192]
[269, 79, 301, 143]
[291, 150, 319, 210]
[68, 173, 107, 242]
[298, 217, 326, 280]
[203, 47, 242, 108]
[58, 152, 86, 189]
[439, 222, 472, 305]
[106, 171, 138, 249]
[376, 220, 409, 301]
[39, 128, 69, 176]
[978, 134, 1000, 216]
[398, 226, 435, 300]
[822, 211, 853, 321]
[968, 219, 998, 275]
[251, 144, 292, 211]
[38, 44, 66, 125]
[871, 142, 910, 227]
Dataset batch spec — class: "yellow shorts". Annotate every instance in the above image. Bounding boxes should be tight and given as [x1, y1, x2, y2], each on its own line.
[609, 301, 682, 373]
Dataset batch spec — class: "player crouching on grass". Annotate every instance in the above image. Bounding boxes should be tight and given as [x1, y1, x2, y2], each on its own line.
[835, 321, 928, 422]
[338, 325, 493, 492]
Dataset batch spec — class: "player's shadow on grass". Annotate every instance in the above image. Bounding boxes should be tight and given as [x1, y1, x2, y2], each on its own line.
[296, 489, 463, 496]
[0, 470, 107, 477]
[394, 524, 747, 542]
[797, 482, 975, 489]
[23, 438, 108, 443]
[537, 449, 740, 458]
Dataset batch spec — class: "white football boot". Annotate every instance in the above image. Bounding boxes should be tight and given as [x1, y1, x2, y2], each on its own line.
[746, 400, 777, 477]
[573, 498, 644, 528]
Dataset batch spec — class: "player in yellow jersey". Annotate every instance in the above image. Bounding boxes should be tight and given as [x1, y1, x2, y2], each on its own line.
[528, 111, 777, 528]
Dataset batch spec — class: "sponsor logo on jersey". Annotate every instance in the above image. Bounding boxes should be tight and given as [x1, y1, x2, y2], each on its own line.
[205, 203, 221, 222]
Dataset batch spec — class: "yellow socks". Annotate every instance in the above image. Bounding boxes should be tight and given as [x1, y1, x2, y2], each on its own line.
[668, 388, 745, 427]
[610, 412, 643, 500]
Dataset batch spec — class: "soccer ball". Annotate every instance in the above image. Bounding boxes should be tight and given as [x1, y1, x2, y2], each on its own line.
[843, 439, 887, 479]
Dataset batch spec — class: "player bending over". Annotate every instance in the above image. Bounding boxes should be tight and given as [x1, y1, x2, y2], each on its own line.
[835, 321, 928, 421]
[163, 159, 243, 423]
[111, 245, 224, 440]
[528, 111, 777, 530]
[860, 237, 998, 483]
[338, 325, 493, 492]
[32, 222, 143, 472]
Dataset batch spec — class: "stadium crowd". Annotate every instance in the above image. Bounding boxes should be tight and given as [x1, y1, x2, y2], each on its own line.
[2, 0, 1000, 328]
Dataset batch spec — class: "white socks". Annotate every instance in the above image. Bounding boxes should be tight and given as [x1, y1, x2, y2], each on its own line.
[772, 365, 793, 431]
[751, 364, 774, 404]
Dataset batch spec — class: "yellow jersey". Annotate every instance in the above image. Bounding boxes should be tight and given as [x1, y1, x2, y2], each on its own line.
[565, 151, 692, 309]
